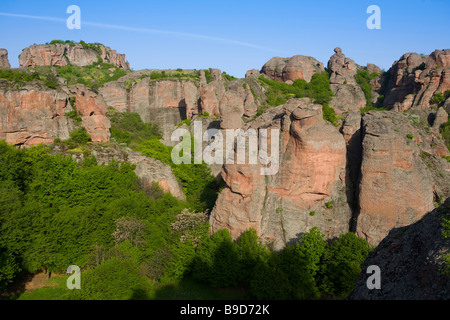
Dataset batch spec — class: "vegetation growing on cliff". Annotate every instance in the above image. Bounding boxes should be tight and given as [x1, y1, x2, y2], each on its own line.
[54, 62, 127, 92]
[0, 68, 59, 90]
[354, 69, 379, 107]
[257, 72, 339, 125]
[148, 70, 200, 82]
[108, 109, 162, 145]
[257, 71, 333, 107]
[45, 40, 103, 56]
[441, 118, 450, 150]
[108, 110, 220, 212]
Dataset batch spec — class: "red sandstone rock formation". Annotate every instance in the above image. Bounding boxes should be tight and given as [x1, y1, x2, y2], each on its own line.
[210, 98, 351, 250]
[356, 111, 438, 245]
[19, 43, 129, 70]
[0, 81, 71, 146]
[260, 55, 324, 83]
[67, 84, 111, 143]
[384, 49, 450, 111]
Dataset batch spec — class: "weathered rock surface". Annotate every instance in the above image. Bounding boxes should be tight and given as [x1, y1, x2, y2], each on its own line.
[66, 84, 111, 143]
[355, 111, 449, 246]
[210, 98, 352, 250]
[384, 49, 450, 111]
[100, 74, 201, 143]
[0, 81, 111, 146]
[349, 198, 450, 300]
[19, 43, 130, 70]
[100, 70, 266, 144]
[329, 84, 366, 113]
[245, 69, 260, 78]
[0, 81, 72, 146]
[328, 47, 358, 86]
[200, 80, 224, 117]
[260, 55, 324, 83]
[341, 112, 363, 220]
[326, 48, 367, 112]
[432, 107, 449, 131]
[0, 49, 10, 69]
[219, 91, 244, 129]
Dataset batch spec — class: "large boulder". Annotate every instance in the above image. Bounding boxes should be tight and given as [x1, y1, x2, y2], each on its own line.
[210, 98, 351, 250]
[260, 55, 324, 83]
[329, 84, 366, 113]
[19, 43, 130, 70]
[328, 47, 358, 85]
[0, 49, 10, 69]
[327, 48, 367, 112]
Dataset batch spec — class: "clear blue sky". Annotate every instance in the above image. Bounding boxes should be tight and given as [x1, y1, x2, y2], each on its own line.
[0, 0, 449, 77]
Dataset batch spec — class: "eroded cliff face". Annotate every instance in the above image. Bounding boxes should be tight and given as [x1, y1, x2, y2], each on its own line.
[210, 98, 352, 250]
[0, 81, 72, 146]
[384, 49, 450, 111]
[356, 111, 440, 245]
[0, 81, 112, 146]
[66, 84, 111, 143]
[99, 69, 265, 143]
[19, 43, 130, 70]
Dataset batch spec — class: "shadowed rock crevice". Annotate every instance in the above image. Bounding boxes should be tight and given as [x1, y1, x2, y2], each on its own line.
[340, 112, 363, 233]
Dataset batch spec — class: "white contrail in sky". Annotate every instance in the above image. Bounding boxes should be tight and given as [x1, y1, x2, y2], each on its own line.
[0, 12, 278, 52]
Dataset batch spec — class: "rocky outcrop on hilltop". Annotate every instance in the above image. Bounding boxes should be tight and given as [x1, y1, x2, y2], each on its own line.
[210, 98, 352, 250]
[384, 49, 450, 111]
[328, 47, 359, 86]
[327, 48, 367, 112]
[19, 43, 130, 70]
[0, 49, 10, 69]
[349, 198, 450, 300]
[260, 55, 325, 83]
